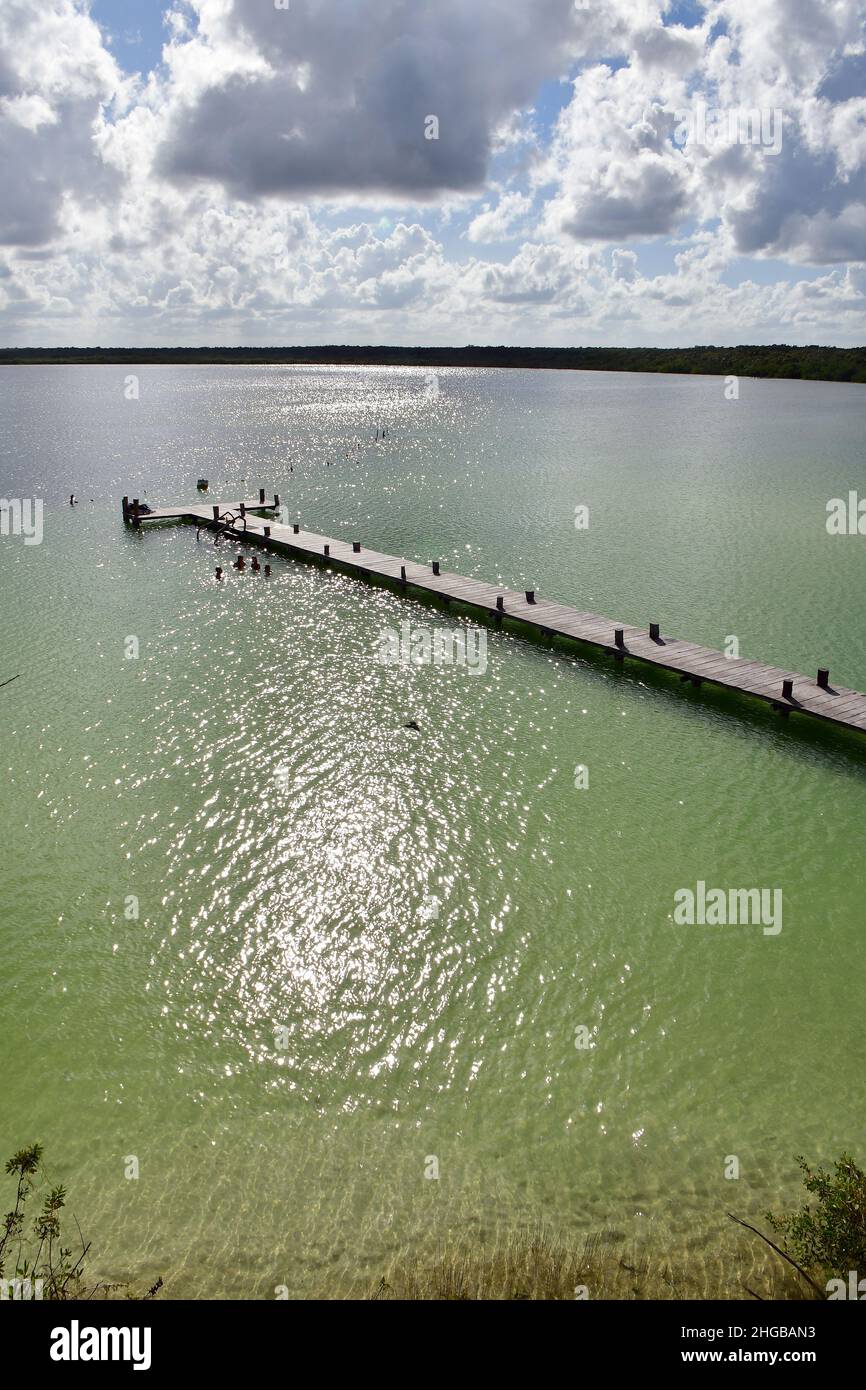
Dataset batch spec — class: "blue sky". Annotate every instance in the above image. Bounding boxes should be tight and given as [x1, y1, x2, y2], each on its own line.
[91, 0, 168, 76]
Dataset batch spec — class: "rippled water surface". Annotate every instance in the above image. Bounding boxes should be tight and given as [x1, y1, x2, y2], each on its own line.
[1, 365, 865, 1298]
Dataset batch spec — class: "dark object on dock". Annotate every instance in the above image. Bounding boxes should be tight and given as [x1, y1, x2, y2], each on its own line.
[197, 479, 209, 490]
[123, 497, 153, 526]
[293, 523, 300, 534]
[432, 561, 440, 575]
[123, 493, 866, 739]
[649, 622, 661, 642]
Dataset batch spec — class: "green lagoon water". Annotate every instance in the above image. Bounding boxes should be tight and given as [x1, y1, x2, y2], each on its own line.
[1, 364, 865, 1298]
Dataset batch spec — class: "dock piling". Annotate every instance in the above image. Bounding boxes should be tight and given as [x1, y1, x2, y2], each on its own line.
[432, 561, 440, 575]
[649, 622, 661, 642]
[353, 542, 361, 553]
[293, 523, 300, 534]
[259, 488, 265, 504]
[817, 668, 830, 689]
[525, 590, 536, 604]
[782, 677, 794, 701]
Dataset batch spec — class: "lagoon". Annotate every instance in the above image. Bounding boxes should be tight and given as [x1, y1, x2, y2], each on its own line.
[1, 363, 865, 1297]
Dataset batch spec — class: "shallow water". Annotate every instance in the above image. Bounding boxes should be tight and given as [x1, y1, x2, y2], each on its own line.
[1, 364, 864, 1298]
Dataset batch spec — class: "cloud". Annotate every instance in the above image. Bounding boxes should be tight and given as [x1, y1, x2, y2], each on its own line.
[155, 0, 586, 201]
[1, 0, 866, 345]
[466, 192, 533, 243]
[0, 0, 123, 246]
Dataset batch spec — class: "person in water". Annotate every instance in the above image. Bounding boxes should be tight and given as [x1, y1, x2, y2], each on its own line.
[233, 554, 245, 571]
[251, 556, 260, 572]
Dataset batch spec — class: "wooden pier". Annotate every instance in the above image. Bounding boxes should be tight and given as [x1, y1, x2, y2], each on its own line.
[123, 492, 866, 738]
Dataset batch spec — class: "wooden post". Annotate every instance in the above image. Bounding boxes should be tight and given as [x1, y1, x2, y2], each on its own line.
[496, 595, 505, 612]
[782, 677, 794, 701]
[259, 488, 265, 503]
[525, 590, 535, 604]
[400, 565, 406, 584]
[649, 622, 660, 641]
[122, 495, 129, 520]
[263, 526, 271, 538]
[353, 541, 361, 553]
[240, 503, 246, 517]
[274, 493, 280, 508]
[212, 505, 219, 520]
[432, 561, 440, 575]
[293, 523, 299, 534]
[132, 498, 140, 529]
[324, 544, 330, 557]
[817, 668, 830, 689]
[614, 628, 624, 648]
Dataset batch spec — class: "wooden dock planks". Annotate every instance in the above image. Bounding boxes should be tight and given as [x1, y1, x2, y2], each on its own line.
[128, 496, 866, 739]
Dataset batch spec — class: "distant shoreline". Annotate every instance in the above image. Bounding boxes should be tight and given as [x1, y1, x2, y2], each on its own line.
[1, 344, 865, 384]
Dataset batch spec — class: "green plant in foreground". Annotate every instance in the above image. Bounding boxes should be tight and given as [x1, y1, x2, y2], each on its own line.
[0, 1142, 162, 1301]
[766, 1153, 866, 1284]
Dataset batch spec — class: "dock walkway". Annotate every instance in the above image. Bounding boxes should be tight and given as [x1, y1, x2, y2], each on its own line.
[123, 493, 866, 737]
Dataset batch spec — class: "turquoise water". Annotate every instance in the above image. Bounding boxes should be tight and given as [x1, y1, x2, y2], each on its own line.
[1, 365, 865, 1298]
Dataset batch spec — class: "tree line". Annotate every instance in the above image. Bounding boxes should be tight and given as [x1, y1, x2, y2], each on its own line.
[2, 343, 865, 383]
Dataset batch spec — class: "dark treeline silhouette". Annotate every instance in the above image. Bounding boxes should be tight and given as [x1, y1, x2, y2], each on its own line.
[2, 344, 865, 383]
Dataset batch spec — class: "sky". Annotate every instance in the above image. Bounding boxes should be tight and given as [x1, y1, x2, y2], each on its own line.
[1, 0, 865, 348]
